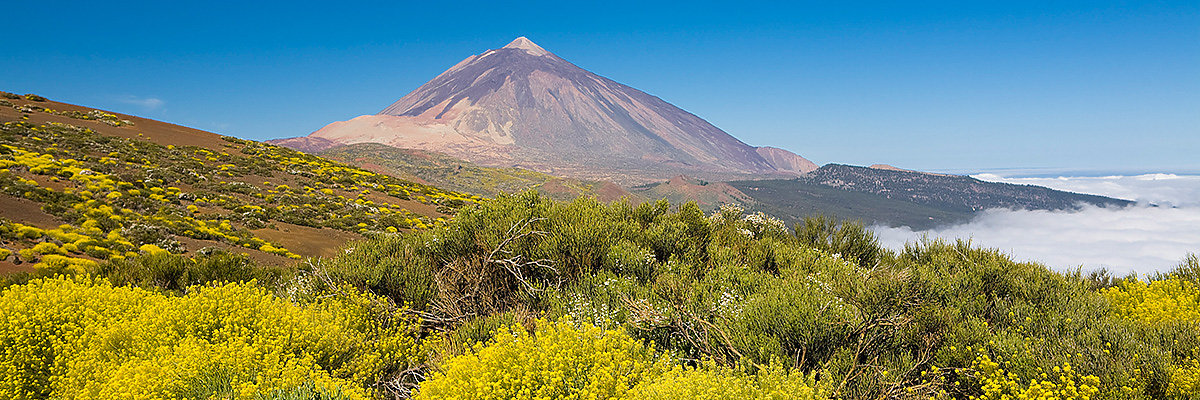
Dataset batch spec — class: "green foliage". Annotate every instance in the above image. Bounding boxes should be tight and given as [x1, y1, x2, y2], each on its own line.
[794, 215, 885, 268]
[89, 249, 287, 292]
[256, 382, 354, 400]
[1154, 253, 1200, 283]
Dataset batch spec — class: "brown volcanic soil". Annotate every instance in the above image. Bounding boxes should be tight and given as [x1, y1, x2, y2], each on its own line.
[0, 98, 232, 150]
[594, 181, 634, 203]
[253, 223, 362, 259]
[632, 175, 753, 210]
[0, 194, 59, 274]
[0, 193, 62, 228]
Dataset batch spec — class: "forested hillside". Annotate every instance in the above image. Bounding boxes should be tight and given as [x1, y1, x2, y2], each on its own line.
[728, 165, 1134, 230]
[799, 164, 1132, 212]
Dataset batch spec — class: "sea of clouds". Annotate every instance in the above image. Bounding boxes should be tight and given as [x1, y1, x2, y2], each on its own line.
[872, 173, 1200, 276]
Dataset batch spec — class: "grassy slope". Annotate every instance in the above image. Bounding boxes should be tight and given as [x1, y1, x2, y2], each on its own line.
[318, 142, 634, 202]
[0, 93, 475, 273]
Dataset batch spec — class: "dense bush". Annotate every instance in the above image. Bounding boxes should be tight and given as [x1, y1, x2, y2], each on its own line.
[415, 319, 669, 399]
[629, 361, 824, 400]
[415, 319, 823, 400]
[87, 250, 287, 292]
[1103, 275, 1200, 397]
[794, 215, 885, 268]
[0, 275, 431, 400]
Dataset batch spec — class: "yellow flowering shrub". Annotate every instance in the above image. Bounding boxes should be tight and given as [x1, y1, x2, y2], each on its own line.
[0, 276, 428, 400]
[415, 318, 823, 400]
[1104, 278, 1200, 397]
[0, 276, 150, 399]
[415, 319, 671, 400]
[966, 353, 1101, 400]
[1170, 358, 1200, 398]
[629, 362, 821, 400]
[1104, 278, 1200, 326]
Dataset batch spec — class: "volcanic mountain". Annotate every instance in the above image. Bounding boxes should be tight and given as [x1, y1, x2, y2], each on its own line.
[277, 37, 814, 184]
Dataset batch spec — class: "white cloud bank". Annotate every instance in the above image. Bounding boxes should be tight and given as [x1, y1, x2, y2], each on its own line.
[873, 174, 1200, 276]
[973, 173, 1200, 207]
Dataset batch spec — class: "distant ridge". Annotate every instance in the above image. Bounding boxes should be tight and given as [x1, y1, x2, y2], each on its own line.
[274, 37, 812, 184]
[803, 164, 1133, 211]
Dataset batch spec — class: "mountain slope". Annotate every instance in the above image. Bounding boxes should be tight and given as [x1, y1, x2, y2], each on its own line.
[317, 143, 635, 202]
[282, 37, 811, 184]
[756, 146, 819, 174]
[0, 92, 474, 273]
[629, 175, 753, 210]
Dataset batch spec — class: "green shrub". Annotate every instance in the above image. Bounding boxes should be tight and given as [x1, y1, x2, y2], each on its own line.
[794, 215, 885, 268]
[90, 250, 286, 292]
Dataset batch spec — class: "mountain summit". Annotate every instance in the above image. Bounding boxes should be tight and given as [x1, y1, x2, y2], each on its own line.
[289, 37, 814, 183]
[502, 36, 551, 56]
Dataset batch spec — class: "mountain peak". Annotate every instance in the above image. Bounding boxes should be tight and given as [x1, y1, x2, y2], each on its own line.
[502, 36, 550, 56]
[311, 35, 801, 184]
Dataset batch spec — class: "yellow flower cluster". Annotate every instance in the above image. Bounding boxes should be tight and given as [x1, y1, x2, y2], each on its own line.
[967, 353, 1100, 400]
[629, 362, 820, 400]
[1104, 278, 1200, 397]
[0, 276, 427, 400]
[415, 319, 821, 400]
[0, 222, 132, 270]
[1104, 278, 1200, 326]
[415, 319, 671, 400]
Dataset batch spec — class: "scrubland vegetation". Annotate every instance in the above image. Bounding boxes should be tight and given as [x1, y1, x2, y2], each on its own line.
[1, 93, 1197, 399]
[1, 190, 1197, 399]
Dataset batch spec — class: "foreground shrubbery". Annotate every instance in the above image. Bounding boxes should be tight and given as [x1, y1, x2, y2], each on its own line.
[1, 190, 1198, 399]
[328, 191, 1199, 399]
[415, 318, 824, 400]
[0, 263, 431, 399]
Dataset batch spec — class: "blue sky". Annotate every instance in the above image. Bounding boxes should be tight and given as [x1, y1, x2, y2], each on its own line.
[2, 1, 1197, 172]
